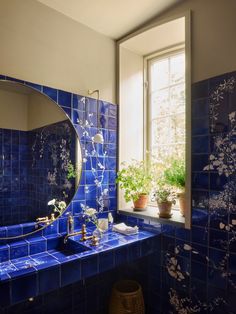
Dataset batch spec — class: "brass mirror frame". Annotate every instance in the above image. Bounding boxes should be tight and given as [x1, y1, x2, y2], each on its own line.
[0, 79, 82, 240]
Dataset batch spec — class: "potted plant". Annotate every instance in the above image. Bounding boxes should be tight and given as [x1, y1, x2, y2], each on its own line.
[152, 177, 176, 218]
[163, 158, 186, 216]
[116, 160, 152, 211]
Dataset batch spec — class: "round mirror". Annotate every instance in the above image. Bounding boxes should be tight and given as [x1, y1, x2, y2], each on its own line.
[0, 80, 82, 238]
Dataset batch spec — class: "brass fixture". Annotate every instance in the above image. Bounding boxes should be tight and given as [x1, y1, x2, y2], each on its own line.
[64, 224, 94, 243]
[35, 213, 56, 229]
[90, 235, 99, 246]
[36, 216, 50, 224]
[67, 213, 74, 234]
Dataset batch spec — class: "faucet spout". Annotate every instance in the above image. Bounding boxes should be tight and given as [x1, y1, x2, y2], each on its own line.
[64, 224, 87, 244]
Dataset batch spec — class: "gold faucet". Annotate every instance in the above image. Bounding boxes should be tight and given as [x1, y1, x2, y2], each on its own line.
[35, 213, 56, 229]
[64, 224, 94, 243]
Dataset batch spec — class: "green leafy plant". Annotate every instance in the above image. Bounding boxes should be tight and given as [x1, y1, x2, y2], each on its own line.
[152, 176, 176, 204]
[163, 158, 185, 191]
[116, 160, 152, 202]
[67, 160, 77, 180]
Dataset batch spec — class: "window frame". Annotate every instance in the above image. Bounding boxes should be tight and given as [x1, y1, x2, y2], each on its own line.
[117, 11, 192, 229]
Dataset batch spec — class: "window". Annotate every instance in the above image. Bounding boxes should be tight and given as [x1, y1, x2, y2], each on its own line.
[117, 13, 191, 228]
[147, 49, 185, 163]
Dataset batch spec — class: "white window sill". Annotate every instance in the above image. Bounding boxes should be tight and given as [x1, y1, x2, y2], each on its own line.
[118, 206, 185, 227]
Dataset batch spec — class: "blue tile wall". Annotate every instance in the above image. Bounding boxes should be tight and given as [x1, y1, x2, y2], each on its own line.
[145, 71, 236, 314]
[0, 75, 118, 236]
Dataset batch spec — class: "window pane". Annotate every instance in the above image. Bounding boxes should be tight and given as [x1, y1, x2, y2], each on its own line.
[150, 58, 169, 91]
[149, 50, 185, 163]
[170, 53, 185, 84]
[169, 84, 185, 114]
[150, 89, 169, 119]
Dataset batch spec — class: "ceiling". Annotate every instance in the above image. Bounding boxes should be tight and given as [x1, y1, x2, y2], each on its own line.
[37, 0, 182, 39]
[122, 17, 185, 56]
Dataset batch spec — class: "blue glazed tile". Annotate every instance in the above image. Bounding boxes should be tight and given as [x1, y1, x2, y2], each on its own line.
[98, 250, 114, 273]
[0, 75, 6, 80]
[208, 267, 227, 289]
[191, 243, 208, 264]
[58, 90, 72, 108]
[191, 226, 208, 245]
[192, 154, 209, 171]
[192, 135, 209, 154]
[38, 265, 60, 294]
[72, 109, 84, 125]
[99, 101, 109, 116]
[73, 94, 85, 111]
[99, 115, 109, 129]
[192, 117, 209, 136]
[59, 217, 67, 234]
[192, 172, 209, 190]
[191, 260, 207, 281]
[108, 130, 117, 144]
[191, 208, 208, 227]
[108, 117, 117, 130]
[210, 173, 228, 191]
[0, 245, 9, 262]
[61, 259, 81, 287]
[29, 238, 46, 255]
[43, 86, 57, 102]
[209, 229, 228, 249]
[87, 97, 97, 113]
[43, 221, 58, 236]
[46, 236, 61, 250]
[191, 79, 209, 100]
[7, 225, 23, 237]
[209, 248, 228, 266]
[10, 241, 28, 259]
[192, 98, 209, 118]
[25, 82, 42, 91]
[192, 190, 209, 209]
[128, 242, 141, 261]
[109, 104, 117, 118]
[162, 224, 175, 236]
[81, 254, 98, 278]
[175, 228, 191, 241]
[141, 237, 156, 256]
[11, 273, 38, 304]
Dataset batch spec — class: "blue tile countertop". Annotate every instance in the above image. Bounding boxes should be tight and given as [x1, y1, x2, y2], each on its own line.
[0, 228, 160, 307]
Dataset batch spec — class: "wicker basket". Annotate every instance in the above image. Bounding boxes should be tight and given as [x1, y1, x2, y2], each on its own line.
[109, 280, 145, 314]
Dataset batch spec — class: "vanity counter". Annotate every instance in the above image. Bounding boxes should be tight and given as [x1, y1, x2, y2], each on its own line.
[0, 228, 161, 307]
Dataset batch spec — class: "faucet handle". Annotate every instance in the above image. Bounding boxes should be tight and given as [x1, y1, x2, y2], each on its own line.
[90, 235, 99, 246]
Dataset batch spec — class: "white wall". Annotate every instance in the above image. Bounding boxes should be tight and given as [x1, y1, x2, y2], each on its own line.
[119, 46, 144, 209]
[0, 0, 115, 103]
[142, 0, 236, 83]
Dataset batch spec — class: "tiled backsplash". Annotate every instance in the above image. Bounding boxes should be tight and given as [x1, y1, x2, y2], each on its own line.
[0, 75, 118, 237]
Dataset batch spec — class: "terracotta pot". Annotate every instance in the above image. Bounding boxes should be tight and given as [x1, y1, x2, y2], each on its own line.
[157, 201, 172, 218]
[133, 194, 148, 211]
[178, 191, 186, 217]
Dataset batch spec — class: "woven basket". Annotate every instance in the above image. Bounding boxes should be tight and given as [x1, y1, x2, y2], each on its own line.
[109, 280, 145, 314]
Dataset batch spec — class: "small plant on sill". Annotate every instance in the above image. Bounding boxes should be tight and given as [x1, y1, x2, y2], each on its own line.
[116, 160, 152, 211]
[163, 158, 186, 217]
[152, 177, 176, 219]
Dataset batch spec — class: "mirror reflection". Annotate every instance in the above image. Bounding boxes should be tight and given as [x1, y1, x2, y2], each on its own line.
[0, 81, 81, 230]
